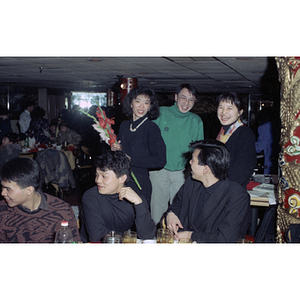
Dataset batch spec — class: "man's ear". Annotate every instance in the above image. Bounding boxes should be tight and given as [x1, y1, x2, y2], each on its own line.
[26, 186, 35, 196]
[239, 109, 244, 117]
[203, 165, 211, 174]
[119, 174, 127, 184]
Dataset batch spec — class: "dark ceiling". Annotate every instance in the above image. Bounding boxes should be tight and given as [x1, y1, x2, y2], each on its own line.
[0, 56, 279, 97]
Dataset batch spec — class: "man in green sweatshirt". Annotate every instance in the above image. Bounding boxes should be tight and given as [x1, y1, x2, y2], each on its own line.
[149, 83, 204, 224]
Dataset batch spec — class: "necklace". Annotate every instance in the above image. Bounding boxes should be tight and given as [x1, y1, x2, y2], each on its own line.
[130, 117, 148, 132]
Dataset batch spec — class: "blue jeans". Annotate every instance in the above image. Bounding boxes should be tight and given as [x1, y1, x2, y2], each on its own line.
[149, 168, 185, 225]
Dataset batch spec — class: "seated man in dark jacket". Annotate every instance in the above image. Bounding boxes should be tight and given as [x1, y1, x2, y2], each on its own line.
[165, 139, 250, 243]
[80, 150, 156, 242]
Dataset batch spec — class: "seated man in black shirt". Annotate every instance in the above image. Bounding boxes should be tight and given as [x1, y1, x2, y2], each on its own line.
[80, 150, 156, 242]
[165, 139, 250, 243]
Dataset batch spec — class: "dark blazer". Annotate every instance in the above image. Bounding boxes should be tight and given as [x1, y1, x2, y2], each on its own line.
[167, 176, 250, 243]
[225, 126, 257, 189]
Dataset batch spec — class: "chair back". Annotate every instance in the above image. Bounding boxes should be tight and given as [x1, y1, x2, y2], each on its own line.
[254, 204, 278, 243]
[36, 148, 76, 190]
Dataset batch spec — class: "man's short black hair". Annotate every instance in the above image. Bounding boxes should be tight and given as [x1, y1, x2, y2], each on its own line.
[190, 139, 230, 181]
[0, 157, 42, 190]
[175, 83, 198, 98]
[4, 132, 18, 143]
[24, 100, 35, 110]
[94, 150, 131, 180]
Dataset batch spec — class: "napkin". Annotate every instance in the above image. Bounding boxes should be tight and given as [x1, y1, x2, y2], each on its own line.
[29, 137, 36, 148]
[247, 181, 261, 190]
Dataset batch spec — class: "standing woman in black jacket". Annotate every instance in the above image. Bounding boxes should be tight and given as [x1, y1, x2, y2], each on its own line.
[111, 87, 166, 208]
[216, 92, 257, 189]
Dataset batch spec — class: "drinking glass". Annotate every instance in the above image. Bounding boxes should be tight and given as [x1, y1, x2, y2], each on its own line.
[103, 231, 122, 243]
[156, 228, 174, 244]
[123, 230, 137, 244]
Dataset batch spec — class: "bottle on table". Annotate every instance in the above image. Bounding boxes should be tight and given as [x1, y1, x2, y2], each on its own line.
[63, 141, 68, 151]
[25, 134, 29, 148]
[54, 221, 73, 243]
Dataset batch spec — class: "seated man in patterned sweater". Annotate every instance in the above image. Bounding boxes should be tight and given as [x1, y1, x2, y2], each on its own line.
[0, 157, 80, 243]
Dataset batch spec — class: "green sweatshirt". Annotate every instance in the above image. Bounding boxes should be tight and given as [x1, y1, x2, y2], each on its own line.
[153, 104, 204, 171]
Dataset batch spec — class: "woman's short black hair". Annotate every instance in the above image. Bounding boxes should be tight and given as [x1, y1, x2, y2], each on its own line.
[122, 86, 160, 120]
[94, 150, 131, 180]
[190, 139, 230, 181]
[0, 157, 42, 191]
[216, 92, 244, 112]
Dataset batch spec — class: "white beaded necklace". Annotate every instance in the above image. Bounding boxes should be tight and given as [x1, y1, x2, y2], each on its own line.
[130, 117, 148, 132]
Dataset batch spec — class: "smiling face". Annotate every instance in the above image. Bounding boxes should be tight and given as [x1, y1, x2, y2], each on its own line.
[175, 88, 197, 113]
[131, 94, 151, 121]
[95, 168, 126, 195]
[217, 100, 243, 126]
[1, 180, 30, 208]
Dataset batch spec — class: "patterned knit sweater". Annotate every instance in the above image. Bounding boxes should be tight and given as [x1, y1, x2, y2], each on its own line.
[0, 193, 80, 243]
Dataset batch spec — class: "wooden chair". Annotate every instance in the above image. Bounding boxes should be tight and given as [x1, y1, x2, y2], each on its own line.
[19, 152, 36, 159]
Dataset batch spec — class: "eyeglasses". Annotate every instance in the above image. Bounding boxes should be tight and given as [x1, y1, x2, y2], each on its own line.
[178, 95, 197, 103]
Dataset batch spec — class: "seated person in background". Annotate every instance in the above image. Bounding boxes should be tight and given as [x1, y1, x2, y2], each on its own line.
[80, 150, 156, 242]
[255, 107, 280, 174]
[165, 139, 250, 243]
[0, 157, 81, 243]
[57, 121, 82, 146]
[27, 106, 51, 144]
[0, 133, 21, 169]
[49, 119, 58, 143]
[0, 108, 12, 144]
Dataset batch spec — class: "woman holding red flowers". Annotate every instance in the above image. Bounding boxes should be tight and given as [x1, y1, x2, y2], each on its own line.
[111, 87, 166, 208]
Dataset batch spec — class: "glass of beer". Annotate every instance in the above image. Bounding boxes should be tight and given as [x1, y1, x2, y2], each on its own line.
[123, 230, 137, 243]
[156, 228, 174, 244]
